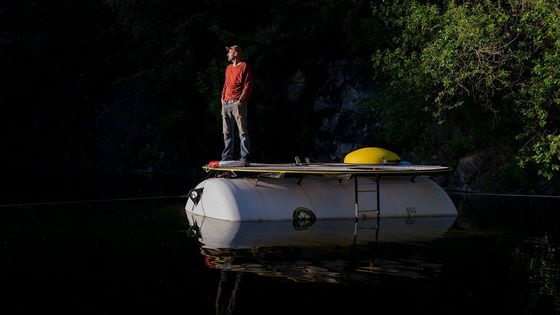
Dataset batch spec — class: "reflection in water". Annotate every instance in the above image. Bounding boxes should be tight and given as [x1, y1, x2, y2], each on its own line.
[187, 215, 456, 314]
[512, 235, 560, 314]
[2, 195, 560, 314]
[215, 271, 242, 315]
[187, 215, 456, 284]
[186, 195, 560, 315]
[186, 215, 457, 314]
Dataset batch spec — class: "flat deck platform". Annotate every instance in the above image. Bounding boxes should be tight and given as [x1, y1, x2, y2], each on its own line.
[203, 163, 451, 176]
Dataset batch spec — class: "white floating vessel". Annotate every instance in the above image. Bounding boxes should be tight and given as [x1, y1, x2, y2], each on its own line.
[185, 147, 458, 222]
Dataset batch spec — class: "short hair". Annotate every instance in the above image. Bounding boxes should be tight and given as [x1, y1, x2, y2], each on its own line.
[225, 45, 243, 55]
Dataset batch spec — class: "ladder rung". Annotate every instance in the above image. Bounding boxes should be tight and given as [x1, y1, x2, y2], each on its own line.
[357, 209, 378, 213]
[357, 189, 377, 192]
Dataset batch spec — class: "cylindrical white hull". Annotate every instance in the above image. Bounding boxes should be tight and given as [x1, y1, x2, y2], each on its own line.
[185, 175, 457, 221]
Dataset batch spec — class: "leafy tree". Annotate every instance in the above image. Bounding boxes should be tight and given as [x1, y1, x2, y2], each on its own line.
[370, 0, 560, 180]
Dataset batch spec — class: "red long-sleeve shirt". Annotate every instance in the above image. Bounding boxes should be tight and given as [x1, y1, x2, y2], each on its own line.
[221, 62, 252, 103]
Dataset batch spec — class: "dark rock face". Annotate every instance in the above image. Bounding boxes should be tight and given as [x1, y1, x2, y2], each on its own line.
[309, 58, 375, 162]
[445, 148, 510, 193]
[447, 153, 491, 192]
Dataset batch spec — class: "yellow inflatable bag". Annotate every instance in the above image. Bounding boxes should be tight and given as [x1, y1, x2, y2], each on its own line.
[343, 147, 400, 164]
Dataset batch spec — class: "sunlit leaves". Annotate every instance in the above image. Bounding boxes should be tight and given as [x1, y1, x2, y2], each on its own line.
[371, 0, 560, 179]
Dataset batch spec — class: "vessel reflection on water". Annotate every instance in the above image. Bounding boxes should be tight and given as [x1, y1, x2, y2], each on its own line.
[187, 215, 456, 284]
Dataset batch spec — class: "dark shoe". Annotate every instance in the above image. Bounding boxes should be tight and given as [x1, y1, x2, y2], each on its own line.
[239, 158, 249, 166]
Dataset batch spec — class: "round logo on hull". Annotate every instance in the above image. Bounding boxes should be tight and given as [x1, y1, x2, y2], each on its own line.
[292, 207, 316, 229]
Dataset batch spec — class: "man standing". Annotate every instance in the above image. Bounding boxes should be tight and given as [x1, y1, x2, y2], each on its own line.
[221, 45, 252, 164]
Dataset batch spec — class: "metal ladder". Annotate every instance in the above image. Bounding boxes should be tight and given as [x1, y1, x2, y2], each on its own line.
[353, 175, 381, 240]
[353, 175, 380, 221]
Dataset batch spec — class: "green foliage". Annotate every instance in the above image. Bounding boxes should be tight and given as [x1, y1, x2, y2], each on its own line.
[513, 0, 560, 179]
[370, 0, 560, 180]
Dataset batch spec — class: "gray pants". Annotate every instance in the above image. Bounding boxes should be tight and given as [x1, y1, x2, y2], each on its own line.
[221, 100, 250, 161]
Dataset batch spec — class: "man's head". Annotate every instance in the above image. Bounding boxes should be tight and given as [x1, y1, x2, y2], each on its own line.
[225, 45, 243, 62]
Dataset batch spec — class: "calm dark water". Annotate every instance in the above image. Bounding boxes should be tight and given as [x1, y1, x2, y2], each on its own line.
[1, 189, 559, 314]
